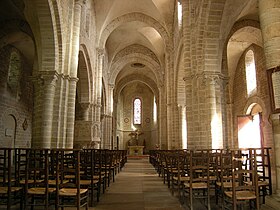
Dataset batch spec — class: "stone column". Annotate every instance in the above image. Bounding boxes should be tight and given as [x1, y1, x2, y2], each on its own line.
[259, 0, 280, 195]
[207, 73, 223, 149]
[65, 77, 79, 148]
[80, 102, 90, 121]
[91, 48, 104, 148]
[70, 0, 83, 77]
[65, 0, 83, 148]
[165, 43, 179, 149]
[32, 71, 58, 148]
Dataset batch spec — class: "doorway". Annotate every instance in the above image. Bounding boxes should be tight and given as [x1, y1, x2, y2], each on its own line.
[237, 103, 263, 148]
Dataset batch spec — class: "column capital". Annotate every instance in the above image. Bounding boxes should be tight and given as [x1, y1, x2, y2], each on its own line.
[80, 102, 91, 110]
[96, 48, 105, 57]
[109, 83, 115, 89]
[35, 71, 59, 86]
[75, 0, 86, 6]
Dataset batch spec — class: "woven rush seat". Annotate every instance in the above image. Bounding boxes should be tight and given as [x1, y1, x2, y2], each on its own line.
[27, 187, 56, 195]
[225, 190, 257, 200]
[0, 186, 22, 193]
[59, 188, 88, 196]
[244, 180, 269, 187]
[173, 176, 190, 182]
[80, 179, 99, 185]
[19, 179, 43, 184]
[48, 179, 69, 185]
[0, 178, 16, 183]
[216, 181, 239, 188]
[184, 182, 208, 189]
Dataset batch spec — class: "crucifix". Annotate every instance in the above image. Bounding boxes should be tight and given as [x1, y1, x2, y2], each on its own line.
[128, 129, 143, 146]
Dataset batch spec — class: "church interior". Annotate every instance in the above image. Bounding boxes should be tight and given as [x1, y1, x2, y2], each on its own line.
[0, 0, 280, 209]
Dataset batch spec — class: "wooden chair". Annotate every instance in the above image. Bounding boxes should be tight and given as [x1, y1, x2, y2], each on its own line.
[24, 148, 56, 210]
[80, 149, 100, 206]
[247, 148, 272, 204]
[172, 150, 190, 199]
[223, 149, 259, 210]
[215, 149, 240, 209]
[183, 150, 211, 210]
[55, 149, 88, 210]
[0, 148, 23, 210]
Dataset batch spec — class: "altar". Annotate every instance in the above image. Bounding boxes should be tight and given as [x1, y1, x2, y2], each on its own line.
[128, 145, 145, 156]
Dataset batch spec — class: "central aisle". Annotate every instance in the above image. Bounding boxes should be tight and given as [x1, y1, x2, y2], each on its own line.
[95, 156, 184, 210]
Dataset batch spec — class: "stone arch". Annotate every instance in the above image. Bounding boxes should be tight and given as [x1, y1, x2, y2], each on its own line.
[24, 0, 60, 72]
[110, 54, 162, 86]
[223, 20, 263, 104]
[175, 41, 185, 106]
[222, 19, 261, 75]
[77, 45, 93, 103]
[114, 74, 159, 101]
[48, 0, 64, 74]
[243, 96, 267, 117]
[98, 12, 169, 48]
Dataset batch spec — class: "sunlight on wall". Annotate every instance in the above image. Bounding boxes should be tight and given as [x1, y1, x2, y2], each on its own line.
[182, 106, 187, 149]
[238, 114, 261, 148]
[110, 93, 114, 114]
[211, 113, 222, 149]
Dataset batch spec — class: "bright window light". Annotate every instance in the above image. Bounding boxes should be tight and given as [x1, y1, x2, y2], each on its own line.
[133, 98, 141, 124]
[245, 50, 257, 96]
[182, 106, 187, 149]
[177, 1, 183, 26]
[153, 97, 157, 123]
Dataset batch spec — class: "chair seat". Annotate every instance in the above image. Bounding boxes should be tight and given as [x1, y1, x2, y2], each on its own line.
[48, 179, 69, 186]
[244, 180, 269, 187]
[0, 186, 22, 193]
[27, 187, 56, 195]
[0, 178, 16, 183]
[225, 190, 257, 200]
[184, 182, 208, 189]
[59, 188, 88, 196]
[19, 179, 43, 184]
[173, 176, 190, 182]
[80, 179, 99, 185]
[216, 181, 239, 188]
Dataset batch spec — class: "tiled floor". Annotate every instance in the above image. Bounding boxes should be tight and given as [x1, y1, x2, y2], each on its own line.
[95, 156, 184, 210]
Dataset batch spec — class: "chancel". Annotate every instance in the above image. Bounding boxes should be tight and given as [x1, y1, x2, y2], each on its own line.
[0, 0, 280, 209]
[127, 129, 145, 155]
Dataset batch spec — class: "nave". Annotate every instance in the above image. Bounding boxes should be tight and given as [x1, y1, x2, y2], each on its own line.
[94, 154, 278, 210]
[95, 156, 183, 210]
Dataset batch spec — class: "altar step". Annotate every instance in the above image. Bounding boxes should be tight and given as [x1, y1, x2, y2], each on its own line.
[127, 154, 149, 160]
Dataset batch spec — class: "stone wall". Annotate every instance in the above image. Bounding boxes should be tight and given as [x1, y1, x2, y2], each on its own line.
[0, 45, 33, 148]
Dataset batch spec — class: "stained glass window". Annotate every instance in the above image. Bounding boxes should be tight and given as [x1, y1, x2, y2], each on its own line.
[133, 98, 141, 124]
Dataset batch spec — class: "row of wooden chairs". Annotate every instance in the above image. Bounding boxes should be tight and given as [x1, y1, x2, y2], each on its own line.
[0, 148, 127, 209]
[150, 148, 272, 210]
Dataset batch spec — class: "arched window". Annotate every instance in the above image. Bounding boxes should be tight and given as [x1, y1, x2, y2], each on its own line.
[133, 98, 142, 125]
[245, 50, 257, 96]
[177, 0, 183, 27]
[8, 51, 22, 96]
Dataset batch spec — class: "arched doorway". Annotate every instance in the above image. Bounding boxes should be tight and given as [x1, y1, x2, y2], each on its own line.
[237, 103, 263, 148]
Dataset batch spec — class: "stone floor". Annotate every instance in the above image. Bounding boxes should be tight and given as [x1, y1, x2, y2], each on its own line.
[94, 156, 184, 210]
